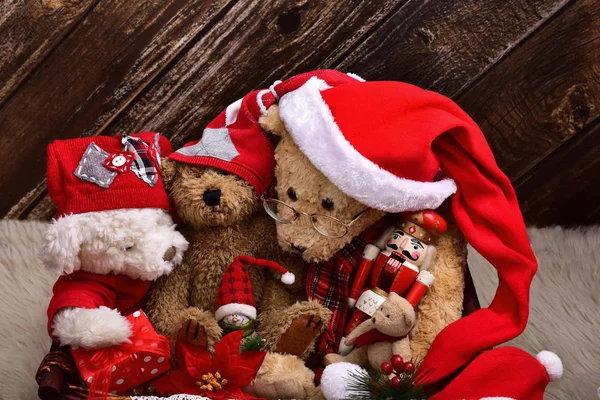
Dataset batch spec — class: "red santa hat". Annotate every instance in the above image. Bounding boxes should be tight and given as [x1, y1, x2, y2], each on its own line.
[275, 73, 538, 384]
[214, 256, 295, 322]
[430, 347, 563, 399]
[47, 132, 173, 218]
[170, 70, 359, 196]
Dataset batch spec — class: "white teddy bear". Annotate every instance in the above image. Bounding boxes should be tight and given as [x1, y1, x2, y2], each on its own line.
[43, 133, 188, 350]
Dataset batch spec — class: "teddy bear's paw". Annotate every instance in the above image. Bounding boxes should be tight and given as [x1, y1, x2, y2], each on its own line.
[276, 314, 323, 357]
[173, 307, 222, 351]
[272, 300, 332, 358]
[243, 352, 316, 399]
[178, 318, 208, 348]
[51, 306, 132, 349]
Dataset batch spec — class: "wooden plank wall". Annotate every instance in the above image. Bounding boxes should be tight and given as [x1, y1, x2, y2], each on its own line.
[1, 0, 598, 226]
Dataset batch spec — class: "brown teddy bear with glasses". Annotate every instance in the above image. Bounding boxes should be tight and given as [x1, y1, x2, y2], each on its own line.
[258, 99, 466, 367]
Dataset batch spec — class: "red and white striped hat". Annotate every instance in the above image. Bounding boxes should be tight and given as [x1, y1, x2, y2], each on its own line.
[274, 71, 538, 385]
[215, 256, 295, 322]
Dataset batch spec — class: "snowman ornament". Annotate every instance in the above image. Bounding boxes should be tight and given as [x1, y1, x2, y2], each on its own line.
[214, 255, 295, 350]
[220, 313, 259, 347]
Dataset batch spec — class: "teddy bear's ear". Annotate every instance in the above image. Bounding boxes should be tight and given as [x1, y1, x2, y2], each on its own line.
[39, 215, 86, 275]
[160, 157, 177, 189]
[259, 105, 288, 137]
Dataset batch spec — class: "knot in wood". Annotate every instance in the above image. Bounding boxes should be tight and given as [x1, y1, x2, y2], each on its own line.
[551, 84, 593, 135]
[277, 10, 302, 34]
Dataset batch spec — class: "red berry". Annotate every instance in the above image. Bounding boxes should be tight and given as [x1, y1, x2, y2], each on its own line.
[390, 376, 402, 388]
[404, 361, 415, 374]
[390, 357, 404, 373]
[391, 355, 404, 370]
[380, 361, 394, 375]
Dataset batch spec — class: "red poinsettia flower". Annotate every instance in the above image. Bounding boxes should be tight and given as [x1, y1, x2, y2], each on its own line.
[153, 331, 265, 399]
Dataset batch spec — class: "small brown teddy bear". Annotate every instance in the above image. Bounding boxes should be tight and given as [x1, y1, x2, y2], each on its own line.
[146, 93, 332, 365]
[324, 293, 415, 369]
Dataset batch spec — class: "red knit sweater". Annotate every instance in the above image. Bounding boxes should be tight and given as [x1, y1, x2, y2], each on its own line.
[47, 271, 150, 340]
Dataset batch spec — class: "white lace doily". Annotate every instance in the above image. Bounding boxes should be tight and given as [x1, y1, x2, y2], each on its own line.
[131, 395, 211, 400]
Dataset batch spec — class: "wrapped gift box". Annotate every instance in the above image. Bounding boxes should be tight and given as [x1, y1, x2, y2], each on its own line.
[70, 309, 170, 395]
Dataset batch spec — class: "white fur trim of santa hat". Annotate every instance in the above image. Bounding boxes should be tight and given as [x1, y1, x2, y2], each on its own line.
[536, 351, 563, 381]
[278, 77, 457, 213]
[214, 302, 257, 322]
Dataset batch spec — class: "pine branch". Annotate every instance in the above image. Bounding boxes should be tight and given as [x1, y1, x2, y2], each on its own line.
[344, 363, 429, 400]
[240, 335, 264, 352]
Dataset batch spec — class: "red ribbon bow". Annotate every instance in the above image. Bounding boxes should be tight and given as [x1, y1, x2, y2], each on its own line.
[154, 331, 266, 399]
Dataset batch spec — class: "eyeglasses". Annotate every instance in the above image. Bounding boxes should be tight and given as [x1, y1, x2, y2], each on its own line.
[261, 191, 368, 238]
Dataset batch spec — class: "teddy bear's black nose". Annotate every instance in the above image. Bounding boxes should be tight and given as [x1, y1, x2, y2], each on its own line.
[163, 246, 177, 262]
[203, 189, 221, 206]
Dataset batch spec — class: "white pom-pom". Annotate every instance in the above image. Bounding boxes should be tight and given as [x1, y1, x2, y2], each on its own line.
[321, 362, 367, 400]
[536, 351, 563, 381]
[281, 271, 295, 285]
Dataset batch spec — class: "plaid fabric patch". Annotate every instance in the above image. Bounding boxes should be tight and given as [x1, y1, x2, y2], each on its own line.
[307, 236, 365, 355]
[122, 135, 159, 187]
[307, 217, 393, 356]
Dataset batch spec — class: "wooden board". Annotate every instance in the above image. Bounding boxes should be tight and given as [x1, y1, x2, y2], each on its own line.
[104, 0, 574, 150]
[104, 0, 408, 148]
[9, 0, 578, 221]
[0, 0, 98, 106]
[336, 0, 572, 96]
[5, 0, 407, 220]
[0, 0, 233, 218]
[456, 0, 599, 182]
[1, 0, 598, 227]
[516, 119, 600, 226]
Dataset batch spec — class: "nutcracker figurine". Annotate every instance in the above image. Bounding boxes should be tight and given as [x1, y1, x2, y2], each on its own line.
[340, 210, 446, 354]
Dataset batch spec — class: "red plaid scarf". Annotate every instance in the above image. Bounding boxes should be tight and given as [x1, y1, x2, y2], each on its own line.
[306, 218, 391, 355]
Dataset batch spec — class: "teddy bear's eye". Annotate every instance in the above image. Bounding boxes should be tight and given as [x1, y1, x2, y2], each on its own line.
[287, 187, 298, 201]
[125, 246, 133, 251]
[386, 314, 390, 318]
[321, 198, 334, 210]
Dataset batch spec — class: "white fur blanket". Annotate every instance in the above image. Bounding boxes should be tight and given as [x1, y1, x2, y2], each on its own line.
[0, 220, 596, 399]
[469, 226, 600, 399]
[0, 220, 56, 400]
